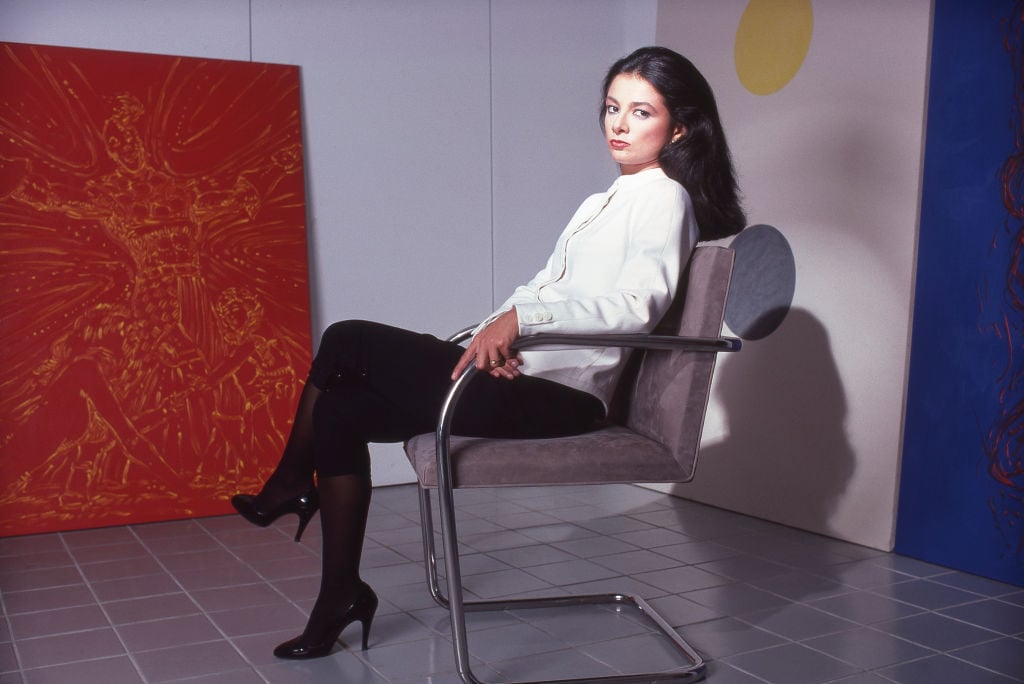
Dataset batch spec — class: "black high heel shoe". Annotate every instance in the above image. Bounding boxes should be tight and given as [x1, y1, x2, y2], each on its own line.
[230, 488, 319, 542]
[273, 582, 378, 659]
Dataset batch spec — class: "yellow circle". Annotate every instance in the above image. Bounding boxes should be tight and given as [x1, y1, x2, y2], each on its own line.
[735, 0, 814, 96]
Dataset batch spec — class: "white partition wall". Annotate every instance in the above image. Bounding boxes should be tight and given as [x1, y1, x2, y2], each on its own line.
[653, 0, 931, 551]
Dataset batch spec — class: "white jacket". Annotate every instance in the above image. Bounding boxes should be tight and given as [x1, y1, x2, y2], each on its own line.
[475, 167, 698, 408]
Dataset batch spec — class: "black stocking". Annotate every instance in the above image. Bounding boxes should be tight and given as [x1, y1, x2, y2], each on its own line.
[254, 380, 321, 509]
[299, 473, 372, 640]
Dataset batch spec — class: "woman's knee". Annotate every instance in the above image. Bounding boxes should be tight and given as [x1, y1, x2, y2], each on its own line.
[319, 319, 373, 352]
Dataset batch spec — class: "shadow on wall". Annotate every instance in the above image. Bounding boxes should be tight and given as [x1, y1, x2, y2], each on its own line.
[678, 307, 855, 540]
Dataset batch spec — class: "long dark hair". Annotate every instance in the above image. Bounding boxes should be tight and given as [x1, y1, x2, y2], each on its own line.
[601, 47, 746, 241]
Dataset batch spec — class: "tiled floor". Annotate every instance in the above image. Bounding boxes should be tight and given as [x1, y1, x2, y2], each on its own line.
[1, 483, 1022, 683]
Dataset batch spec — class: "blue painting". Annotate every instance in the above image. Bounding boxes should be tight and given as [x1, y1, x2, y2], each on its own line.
[897, 0, 1023, 586]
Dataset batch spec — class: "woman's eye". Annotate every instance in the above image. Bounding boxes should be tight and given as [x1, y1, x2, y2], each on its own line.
[633, 109, 651, 119]
[606, 105, 619, 115]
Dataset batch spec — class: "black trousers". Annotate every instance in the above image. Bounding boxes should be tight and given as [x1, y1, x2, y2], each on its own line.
[306, 320, 605, 477]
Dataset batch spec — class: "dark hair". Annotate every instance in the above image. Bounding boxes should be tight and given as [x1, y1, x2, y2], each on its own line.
[601, 47, 746, 241]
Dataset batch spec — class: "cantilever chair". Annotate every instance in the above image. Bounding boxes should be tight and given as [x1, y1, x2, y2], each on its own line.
[404, 245, 740, 684]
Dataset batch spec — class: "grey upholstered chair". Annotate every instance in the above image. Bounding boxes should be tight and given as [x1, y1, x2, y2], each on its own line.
[404, 245, 739, 684]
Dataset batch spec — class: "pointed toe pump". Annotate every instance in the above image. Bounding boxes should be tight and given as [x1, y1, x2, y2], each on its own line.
[273, 582, 379, 659]
[230, 488, 319, 542]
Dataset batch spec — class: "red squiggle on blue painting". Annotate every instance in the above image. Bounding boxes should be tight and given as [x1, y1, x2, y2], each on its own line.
[985, 1, 1024, 559]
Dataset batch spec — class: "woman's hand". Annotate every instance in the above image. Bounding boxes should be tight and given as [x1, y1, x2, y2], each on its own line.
[451, 309, 523, 381]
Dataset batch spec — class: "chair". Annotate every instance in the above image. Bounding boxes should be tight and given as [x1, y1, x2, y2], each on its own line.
[404, 245, 740, 684]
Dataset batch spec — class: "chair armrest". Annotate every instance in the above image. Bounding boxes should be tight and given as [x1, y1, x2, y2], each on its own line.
[433, 331, 740, 474]
[512, 332, 740, 354]
[446, 326, 476, 344]
[447, 328, 740, 354]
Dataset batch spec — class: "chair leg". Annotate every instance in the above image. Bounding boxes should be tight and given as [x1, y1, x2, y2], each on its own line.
[417, 483, 707, 684]
[418, 486, 449, 608]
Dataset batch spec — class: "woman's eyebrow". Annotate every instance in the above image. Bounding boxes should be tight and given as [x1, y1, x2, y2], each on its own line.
[605, 95, 657, 110]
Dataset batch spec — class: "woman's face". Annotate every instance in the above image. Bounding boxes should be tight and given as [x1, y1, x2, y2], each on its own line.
[603, 73, 681, 175]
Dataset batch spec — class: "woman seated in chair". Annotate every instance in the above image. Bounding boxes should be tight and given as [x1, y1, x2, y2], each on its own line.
[230, 46, 745, 660]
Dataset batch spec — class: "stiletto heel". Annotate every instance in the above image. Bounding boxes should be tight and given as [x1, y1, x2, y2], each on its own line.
[359, 609, 374, 651]
[230, 488, 319, 542]
[273, 582, 378, 659]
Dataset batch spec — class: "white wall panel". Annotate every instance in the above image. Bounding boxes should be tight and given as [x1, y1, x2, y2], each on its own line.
[251, 0, 492, 343]
[0, 0, 250, 60]
[489, 0, 628, 305]
[654, 0, 930, 550]
[249, 0, 493, 484]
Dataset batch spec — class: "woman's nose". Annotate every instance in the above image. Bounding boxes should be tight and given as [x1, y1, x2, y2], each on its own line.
[611, 115, 627, 134]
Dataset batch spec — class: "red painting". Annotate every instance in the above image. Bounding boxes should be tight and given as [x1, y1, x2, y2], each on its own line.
[0, 43, 313, 535]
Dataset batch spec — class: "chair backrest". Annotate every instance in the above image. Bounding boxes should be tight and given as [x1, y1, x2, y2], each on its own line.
[623, 245, 735, 481]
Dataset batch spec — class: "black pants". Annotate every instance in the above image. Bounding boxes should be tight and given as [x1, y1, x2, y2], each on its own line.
[306, 320, 605, 477]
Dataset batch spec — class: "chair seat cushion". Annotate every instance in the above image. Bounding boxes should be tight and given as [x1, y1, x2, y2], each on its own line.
[404, 425, 689, 488]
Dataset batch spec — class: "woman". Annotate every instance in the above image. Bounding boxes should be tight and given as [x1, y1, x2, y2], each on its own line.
[230, 46, 745, 660]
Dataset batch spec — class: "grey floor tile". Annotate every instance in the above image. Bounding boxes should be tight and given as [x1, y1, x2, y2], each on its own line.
[930, 571, 1023, 597]
[647, 594, 725, 626]
[132, 640, 251, 682]
[654, 540, 741, 564]
[578, 631, 704, 675]
[614, 527, 694, 549]
[750, 569, 851, 602]
[551, 534, 639, 558]
[7, 604, 109, 640]
[576, 515, 654, 536]
[869, 554, 956, 578]
[950, 637, 1024, 680]
[492, 646, 618, 680]
[739, 603, 857, 640]
[116, 613, 222, 652]
[816, 559, 917, 589]
[15, 627, 125, 670]
[874, 611, 1001, 651]
[826, 674, 900, 684]
[725, 642, 859, 684]
[592, 548, 683, 575]
[460, 568, 552, 599]
[523, 558, 619, 586]
[259, 647, 388, 683]
[870, 578, 983, 610]
[636, 565, 733, 594]
[189, 581, 289, 612]
[702, 659, 769, 683]
[684, 582, 791, 615]
[20, 655, 144, 683]
[207, 602, 308, 638]
[809, 589, 923, 625]
[803, 625, 934, 669]
[879, 653, 1019, 683]
[680, 616, 786, 659]
[0, 566, 83, 594]
[486, 544, 576, 568]
[3, 585, 96, 615]
[696, 554, 793, 582]
[508, 603, 650, 646]
[4, 483, 1021, 684]
[939, 598, 1024, 634]
[0, 643, 16, 678]
[518, 522, 599, 544]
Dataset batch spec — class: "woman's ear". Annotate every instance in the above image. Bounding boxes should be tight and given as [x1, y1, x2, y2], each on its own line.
[671, 125, 686, 144]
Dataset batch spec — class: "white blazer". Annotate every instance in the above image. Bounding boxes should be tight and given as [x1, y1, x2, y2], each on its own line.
[474, 167, 698, 409]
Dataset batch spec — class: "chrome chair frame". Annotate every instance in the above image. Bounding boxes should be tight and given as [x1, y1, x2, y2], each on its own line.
[417, 330, 740, 684]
